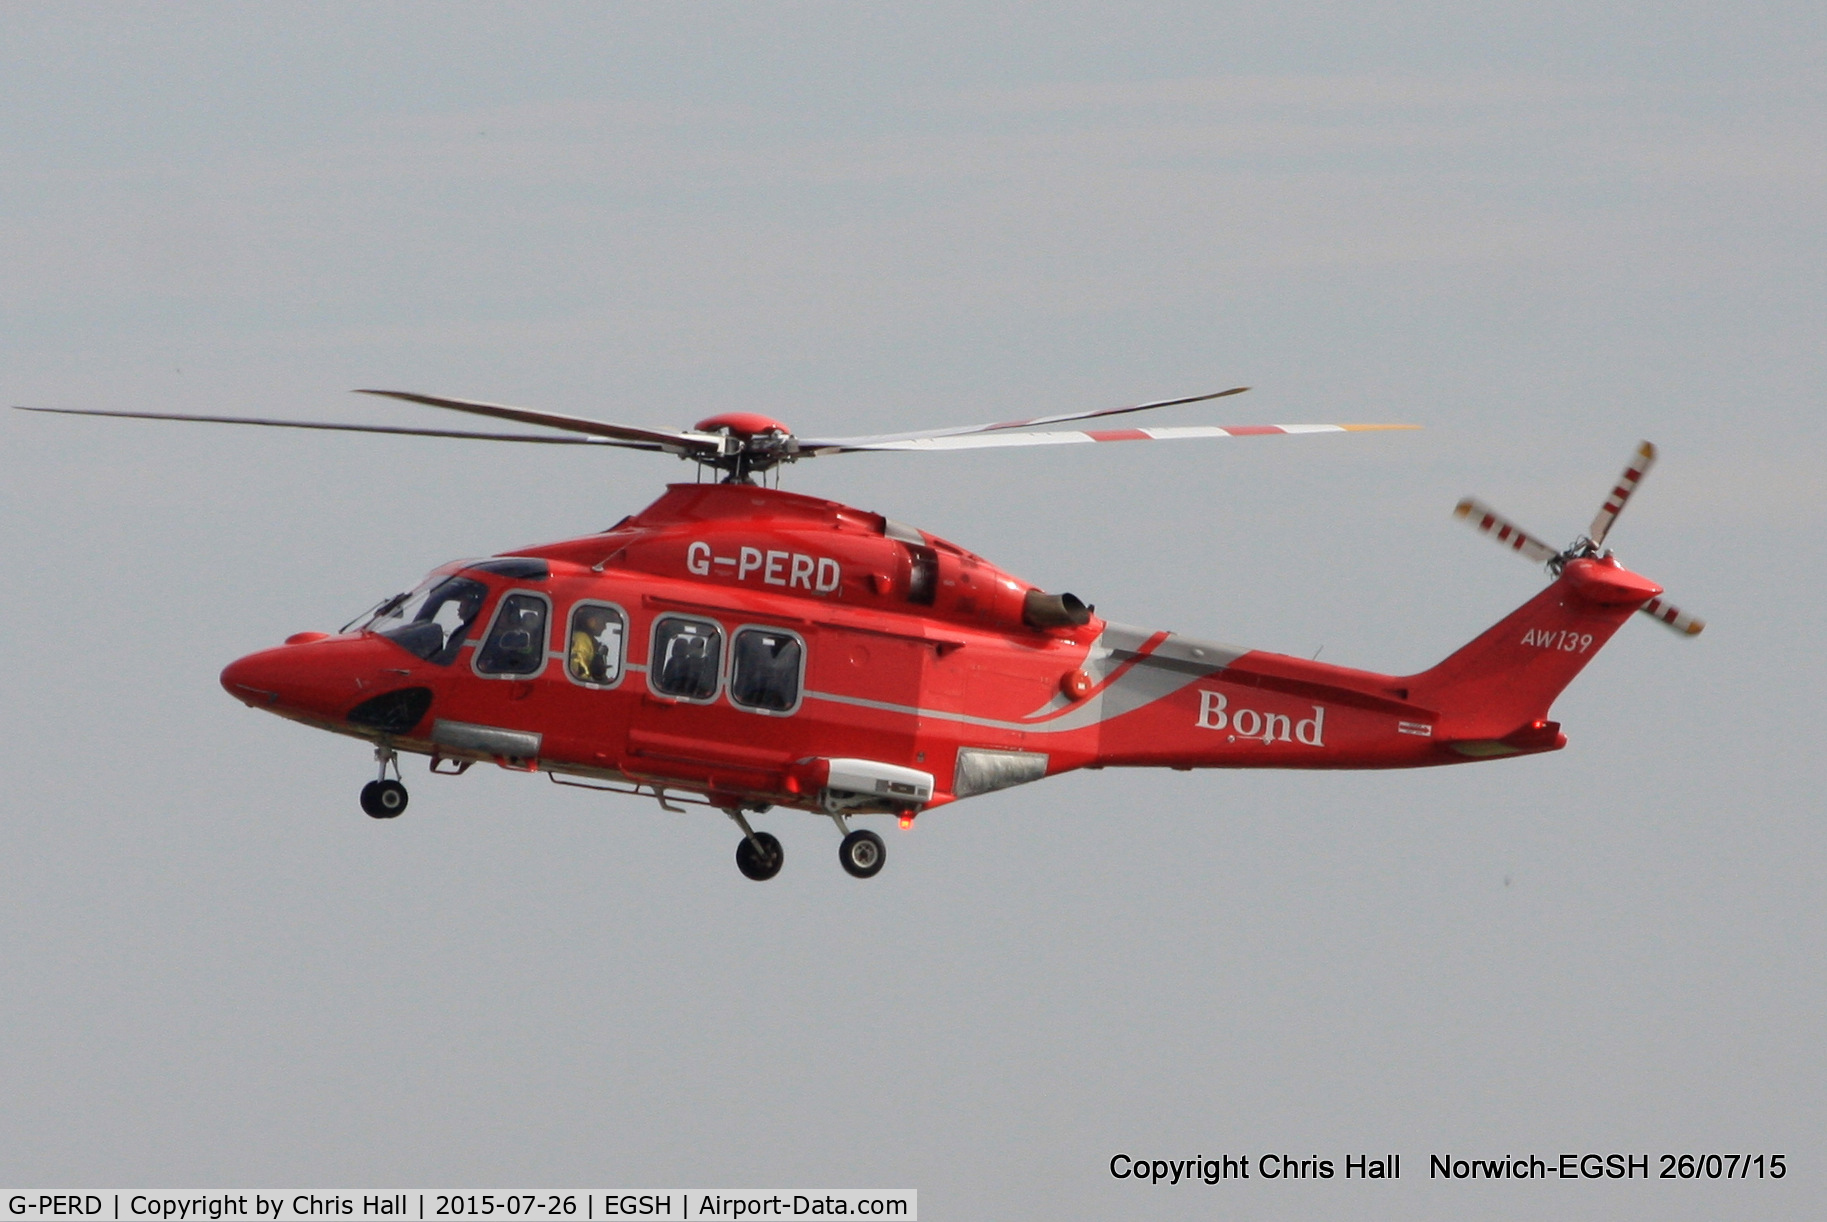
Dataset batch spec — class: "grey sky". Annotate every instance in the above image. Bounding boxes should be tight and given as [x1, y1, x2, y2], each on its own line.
[3, 5, 1822, 1217]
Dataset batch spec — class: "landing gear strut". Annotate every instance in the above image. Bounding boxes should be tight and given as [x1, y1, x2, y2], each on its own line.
[728, 809, 783, 881]
[362, 745, 409, 819]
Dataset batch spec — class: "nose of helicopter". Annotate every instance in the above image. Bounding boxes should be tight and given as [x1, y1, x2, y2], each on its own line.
[221, 635, 425, 727]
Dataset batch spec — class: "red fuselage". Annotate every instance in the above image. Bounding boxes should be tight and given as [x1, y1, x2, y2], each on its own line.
[221, 483, 1660, 815]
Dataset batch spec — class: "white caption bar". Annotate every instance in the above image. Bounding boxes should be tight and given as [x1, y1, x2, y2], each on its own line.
[3, 1194, 915, 1222]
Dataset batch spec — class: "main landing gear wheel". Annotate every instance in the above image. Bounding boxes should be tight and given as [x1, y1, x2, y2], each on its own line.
[360, 779, 408, 819]
[736, 831, 784, 881]
[839, 829, 886, 879]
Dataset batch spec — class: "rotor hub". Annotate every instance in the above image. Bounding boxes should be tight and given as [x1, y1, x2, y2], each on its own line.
[693, 413, 799, 482]
[693, 411, 793, 439]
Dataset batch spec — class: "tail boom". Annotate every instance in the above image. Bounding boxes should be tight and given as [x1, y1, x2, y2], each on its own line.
[1083, 557, 1660, 771]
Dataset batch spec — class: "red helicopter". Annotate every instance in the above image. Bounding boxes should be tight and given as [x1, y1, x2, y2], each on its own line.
[18, 390, 1701, 881]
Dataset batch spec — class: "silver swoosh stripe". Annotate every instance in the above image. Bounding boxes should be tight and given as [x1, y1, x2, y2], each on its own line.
[1021, 623, 1248, 721]
[802, 623, 1244, 735]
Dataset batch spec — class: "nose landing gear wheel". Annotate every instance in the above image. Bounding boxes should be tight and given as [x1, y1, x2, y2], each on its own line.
[839, 829, 886, 879]
[361, 779, 409, 819]
[736, 831, 784, 881]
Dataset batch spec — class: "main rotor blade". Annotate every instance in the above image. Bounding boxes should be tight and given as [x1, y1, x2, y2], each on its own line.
[799, 387, 1251, 447]
[12, 405, 645, 447]
[1588, 440, 1657, 548]
[354, 389, 721, 453]
[1641, 595, 1705, 636]
[1453, 497, 1560, 565]
[799, 421, 1414, 455]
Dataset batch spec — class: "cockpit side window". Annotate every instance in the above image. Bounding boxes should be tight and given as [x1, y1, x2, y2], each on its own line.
[475, 592, 551, 677]
[375, 576, 489, 665]
[729, 627, 804, 714]
[649, 616, 722, 701]
[566, 602, 626, 688]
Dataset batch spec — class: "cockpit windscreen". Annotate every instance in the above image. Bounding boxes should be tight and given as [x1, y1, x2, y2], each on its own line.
[364, 576, 491, 665]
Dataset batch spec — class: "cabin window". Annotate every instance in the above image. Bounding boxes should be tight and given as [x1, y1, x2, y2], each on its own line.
[729, 627, 804, 714]
[566, 602, 626, 688]
[474, 592, 550, 676]
[650, 616, 723, 701]
[375, 576, 489, 666]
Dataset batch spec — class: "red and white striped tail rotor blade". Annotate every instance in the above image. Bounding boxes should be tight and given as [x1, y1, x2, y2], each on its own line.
[1453, 498, 1560, 565]
[1641, 595, 1705, 636]
[1588, 440, 1657, 548]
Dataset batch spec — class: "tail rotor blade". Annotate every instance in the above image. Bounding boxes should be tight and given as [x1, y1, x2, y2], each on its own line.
[1641, 595, 1705, 636]
[1589, 440, 1657, 548]
[1454, 498, 1560, 565]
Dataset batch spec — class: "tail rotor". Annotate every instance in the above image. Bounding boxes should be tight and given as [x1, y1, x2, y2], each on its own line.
[1455, 440, 1705, 636]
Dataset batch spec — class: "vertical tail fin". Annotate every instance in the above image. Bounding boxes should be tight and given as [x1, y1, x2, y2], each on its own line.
[1404, 558, 1661, 744]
